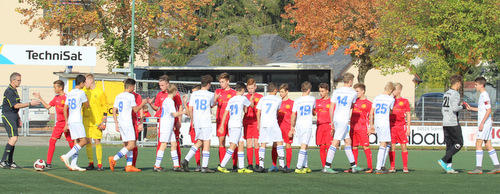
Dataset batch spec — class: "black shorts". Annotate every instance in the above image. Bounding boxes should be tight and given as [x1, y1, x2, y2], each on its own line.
[443, 125, 463, 145]
[2, 114, 19, 138]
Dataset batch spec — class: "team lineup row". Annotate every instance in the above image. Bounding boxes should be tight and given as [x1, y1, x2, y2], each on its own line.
[2, 72, 498, 174]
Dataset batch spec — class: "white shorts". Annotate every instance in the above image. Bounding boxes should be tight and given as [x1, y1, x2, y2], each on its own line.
[195, 127, 212, 141]
[476, 123, 493, 140]
[333, 121, 351, 141]
[296, 128, 312, 145]
[376, 126, 391, 142]
[228, 127, 244, 144]
[120, 125, 136, 142]
[258, 125, 283, 144]
[160, 127, 176, 143]
[68, 122, 86, 140]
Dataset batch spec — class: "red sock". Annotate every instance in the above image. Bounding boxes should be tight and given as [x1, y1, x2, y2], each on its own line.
[254, 148, 260, 165]
[219, 147, 226, 163]
[232, 146, 238, 167]
[68, 140, 74, 148]
[271, 146, 277, 166]
[176, 141, 182, 165]
[47, 138, 57, 164]
[132, 147, 138, 167]
[353, 148, 359, 165]
[389, 151, 396, 169]
[319, 145, 327, 167]
[195, 149, 201, 166]
[402, 151, 408, 169]
[364, 149, 373, 169]
[286, 148, 293, 168]
[247, 148, 254, 165]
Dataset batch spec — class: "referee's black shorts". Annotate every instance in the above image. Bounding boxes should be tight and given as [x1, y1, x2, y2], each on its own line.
[2, 113, 19, 137]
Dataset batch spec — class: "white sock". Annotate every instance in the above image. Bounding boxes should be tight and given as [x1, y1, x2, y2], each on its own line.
[171, 150, 179, 167]
[447, 163, 452, 168]
[345, 146, 356, 167]
[202, 151, 210, 168]
[184, 146, 198, 161]
[114, 147, 128, 161]
[325, 145, 336, 168]
[476, 150, 483, 167]
[238, 152, 244, 169]
[376, 146, 387, 170]
[155, 150, 164, 167]
[383, 145, 391, 165]
[70, 153, 78, 167]
[277, 145, 285, 168]
[126, 150, 133, 166]
[489, 150, 499, 166]
[65, 144, 81, 158]
[304, 152, 309, 168]
[220, 149, 233, 168]
[297, 149, 306, 169]
[259, 148, 265, 168]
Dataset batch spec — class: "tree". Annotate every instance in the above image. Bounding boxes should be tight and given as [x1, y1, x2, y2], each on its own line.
[17, 0, 210, 70]
[283, 0, 387, 83]
[376, 0, 500, 88]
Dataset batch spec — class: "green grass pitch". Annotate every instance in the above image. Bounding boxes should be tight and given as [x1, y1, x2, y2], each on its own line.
[1, 146, 500, 193]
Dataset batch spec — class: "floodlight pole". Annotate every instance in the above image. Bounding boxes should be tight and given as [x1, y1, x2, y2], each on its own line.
[130, 0, 136, 79]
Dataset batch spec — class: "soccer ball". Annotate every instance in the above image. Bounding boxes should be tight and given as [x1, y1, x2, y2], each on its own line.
[34, 159, 46, 171]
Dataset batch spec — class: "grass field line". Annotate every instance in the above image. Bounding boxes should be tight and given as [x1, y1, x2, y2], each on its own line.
[23, 168, 117, 194]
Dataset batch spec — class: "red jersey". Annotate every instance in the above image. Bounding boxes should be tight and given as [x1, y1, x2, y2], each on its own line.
[49, 94, 67, 124]
[278, 99, 294, 130]
[350, 98, 372, 130]
[132, 92, 142, 127]
[215, 88, 237, 121]
[390, 97, 410, 127]
[243, 93, 263, 123]
[153, 91, 182, 117]
[315, 98, 331, 125]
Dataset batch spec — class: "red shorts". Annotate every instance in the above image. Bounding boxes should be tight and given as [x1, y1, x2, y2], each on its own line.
[391, 126, 408, 144]
[189, 125, 196, 143]
[350, 126, 370, 147]
[280, 124, 293, 144]
[216, 118, 229, 137]
[316, 124, 332, 145]
[51, 122, 72, 142]
[244, 122, 259, 139]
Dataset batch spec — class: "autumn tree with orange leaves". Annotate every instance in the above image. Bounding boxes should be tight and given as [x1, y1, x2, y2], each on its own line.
[17, 0, 211, 70]
[283, 0, 386, 84]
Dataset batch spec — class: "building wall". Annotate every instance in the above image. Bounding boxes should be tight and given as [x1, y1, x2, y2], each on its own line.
[0, 1, 147, 87]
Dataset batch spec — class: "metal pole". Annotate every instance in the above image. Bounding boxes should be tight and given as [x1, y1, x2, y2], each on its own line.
[130, 0, 135, 79]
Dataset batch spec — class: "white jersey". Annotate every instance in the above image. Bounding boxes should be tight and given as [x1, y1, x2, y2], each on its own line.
[478, 91, 492, 126]
[189, 90, 214, 128]
[372, 94, 395, 128]
[225, 95, 251, 128]
[65, 88, 88, 124]
[113, 92, 137, 127]
[160, 97, 176, 132]
[292, 95, 316, 129]
[256, 95, 282, 127]
[331, 87, 357, 123]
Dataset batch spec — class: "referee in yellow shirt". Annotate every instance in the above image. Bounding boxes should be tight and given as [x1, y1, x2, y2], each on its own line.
[82, 74, 108, 171]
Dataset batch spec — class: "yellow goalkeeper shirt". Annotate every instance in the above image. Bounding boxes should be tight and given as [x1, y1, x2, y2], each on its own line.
[82, 87, 108, 125]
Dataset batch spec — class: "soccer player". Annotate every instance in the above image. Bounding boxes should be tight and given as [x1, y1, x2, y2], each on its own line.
[60, 75, 90, 171]
[350, 83, 373, 173]
[148, 75, 183, 165]
[131, 90, 144, 167]
[290, 81, 316, 174]
[315, 83, 332, 168]
[217, 82, 254, 173]
[271, 83, 294, 172]
[181, 75, 216, 173]
[1, 72, 40, 169]
[154, 84, 185, 172]
[186, 85, 202, 171]
[215, 72, 238, 171]
[243, 78, 262, 170]
[33, 80, 73, 169]
[82, 74, 109, 171]
[370, 82, 395, 174]
[322, 73, 362, 174]
[109, 78, 147, 172]
[389, 83, 411, 173]
[255, 82, 286, 173]
[466, 77, 500, 174]
[438, 74, 465, 174]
